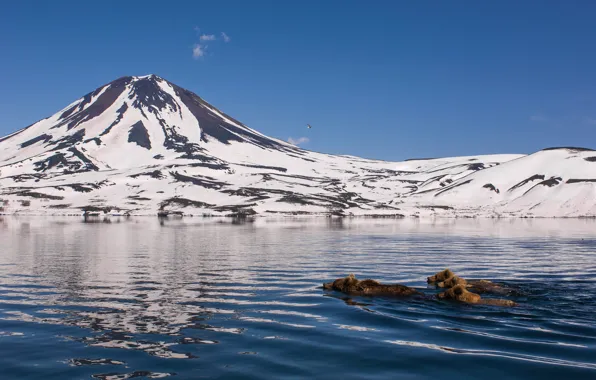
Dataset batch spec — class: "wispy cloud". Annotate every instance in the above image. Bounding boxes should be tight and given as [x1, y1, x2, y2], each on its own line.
[530, 114, 548, 122]
[200, 34, 216, 41]
[584, 117, 596, 125]
[287, 137, 309, 146]
[192, 44, 206, 59]
[191, 28, 231, 60]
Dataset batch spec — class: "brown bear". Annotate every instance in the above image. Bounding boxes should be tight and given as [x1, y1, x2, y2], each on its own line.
[436, 284, 516, 307]
[427, 269, 455, 284]
[323, 274, 422, 297]
[437, 275, 467, 288]
[427, 269, 513, 295]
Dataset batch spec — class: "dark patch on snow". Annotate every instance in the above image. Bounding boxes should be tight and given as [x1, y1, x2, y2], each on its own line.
[84, 137, 102, 146]
[170, 171, 228, 189]
[362, 168, 417, 176]
[287, 154, 316, 162]
[68, 147, 99, 171]
[127, 120, 152, 149]
[427, 163, 470, 174]
[153, 154, 164, 160]
[584, 156, 596, 162]
[521, 177, 562, 195]
[34, 152, 70, 172]
[9, 174, 46, 182]
[434, 179, 473, 196]
[467, 163, 485, 171]
[161, 124, 204, 156]
[508, 175, 546, 192]
[438, 178, 453, 187]
[80, 205, 114, 213]
[277, 194, 317, 205]
[417, 205, 454, 210]
[47, 129, 86, 151]
[48, 204, 72, 209]
[236, 163, 288, 173]
[483, 183, 500, 193]
[404, 157, 436, 161]
[127, 195, 152, 201]
[129, 170, 164, 179]
[15, 191, 64, 200]
[54, 76, 132, 131]
[187, 162, 230, 171]
[159, 197, 214, 209]
[538, 177, 562, 187]
[212, 204, 258, 217]
[221, 188, 271, 202]
[67, 184, 95, 193]
[100, 103, 129, 136]
[20, 134, 53, 148]
[542, 147, 595, 152]
[566, 178, 596, 184]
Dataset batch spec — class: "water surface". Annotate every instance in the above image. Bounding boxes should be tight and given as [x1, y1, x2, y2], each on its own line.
[0, 217, 595, 379]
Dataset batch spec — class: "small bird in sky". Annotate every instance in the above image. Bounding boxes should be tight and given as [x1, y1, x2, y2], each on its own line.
[307, 124, 312, 129]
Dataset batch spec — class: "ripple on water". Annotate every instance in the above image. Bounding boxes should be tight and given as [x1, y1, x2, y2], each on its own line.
[0, 218, 595, 379]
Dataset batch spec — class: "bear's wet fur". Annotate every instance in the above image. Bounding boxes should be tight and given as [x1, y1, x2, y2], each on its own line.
[437, 275, 467, 288]
[323, 274, 422, 297]
[427, 269, 513, 295]
[436, 285, 516, 307]
[427, 269, 454, 284]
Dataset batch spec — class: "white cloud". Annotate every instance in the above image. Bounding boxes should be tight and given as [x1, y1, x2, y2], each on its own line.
[530, 114, 548, 122]
[287, 137, 309, 146]
[192, 44, 206, 59]
[192, 29, 230, 61]
[200, 34, 216, 41]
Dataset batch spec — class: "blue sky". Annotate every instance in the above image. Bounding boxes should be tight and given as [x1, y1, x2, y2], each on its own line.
[1, 0, 595, 161]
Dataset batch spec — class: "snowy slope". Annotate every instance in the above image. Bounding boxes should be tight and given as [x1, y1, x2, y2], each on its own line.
[0, 75, 594, 217]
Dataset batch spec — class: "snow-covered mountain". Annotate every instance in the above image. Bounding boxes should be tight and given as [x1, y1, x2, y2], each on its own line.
[1, 75, 595, 218]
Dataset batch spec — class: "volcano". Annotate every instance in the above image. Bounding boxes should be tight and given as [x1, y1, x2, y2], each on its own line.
[0, 75, 595, 217]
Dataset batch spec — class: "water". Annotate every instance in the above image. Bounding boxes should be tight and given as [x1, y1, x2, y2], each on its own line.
[0, 216, 595, 379]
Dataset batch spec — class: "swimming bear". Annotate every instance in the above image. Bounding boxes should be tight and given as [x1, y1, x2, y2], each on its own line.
[323, 274, 422, 297]
[427, 269, 513, 295]
[436, 284, 517, 307]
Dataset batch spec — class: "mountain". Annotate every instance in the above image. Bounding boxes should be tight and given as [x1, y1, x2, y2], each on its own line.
[0, 75, 595, 218]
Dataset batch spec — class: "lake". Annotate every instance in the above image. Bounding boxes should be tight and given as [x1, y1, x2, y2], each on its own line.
[0, 216, 595, 379]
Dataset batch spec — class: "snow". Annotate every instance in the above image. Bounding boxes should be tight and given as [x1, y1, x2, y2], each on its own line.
[1, 75, 595, 218]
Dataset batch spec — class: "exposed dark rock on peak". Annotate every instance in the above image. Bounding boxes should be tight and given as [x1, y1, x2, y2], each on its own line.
[129, 75, 180, 117]
[128, 121, 152, 150]
[55, 76, 132, 131]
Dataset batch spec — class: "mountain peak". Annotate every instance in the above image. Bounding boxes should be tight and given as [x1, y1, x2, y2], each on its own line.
[0, 74, 298, 173]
